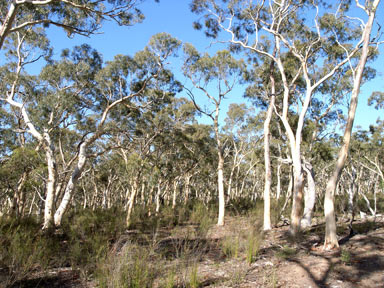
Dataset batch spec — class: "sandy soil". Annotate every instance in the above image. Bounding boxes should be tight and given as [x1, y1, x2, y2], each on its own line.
[7, 217, 384, 288]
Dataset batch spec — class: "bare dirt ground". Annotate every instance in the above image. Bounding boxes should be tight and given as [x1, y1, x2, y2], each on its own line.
[199, 217, 384, 288]
[7, 216, 384, 288]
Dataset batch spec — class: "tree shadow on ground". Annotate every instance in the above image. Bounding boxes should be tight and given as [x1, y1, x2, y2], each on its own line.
[282, 220, 384, 288]
[8, 270, 83, 288]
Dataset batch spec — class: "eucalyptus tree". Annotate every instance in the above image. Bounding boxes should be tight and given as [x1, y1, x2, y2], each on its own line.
[54, 33, 182, 227]
[244, 48, 283, 230]
[183, 44, 245, 226]
[323, 0, 381, 249]
[0, 31, 182, 228]
[224, 103, 251, 201]
[123, 96, 199, 226]
[191, 0, 372, 235]
[223, 103, 262, 203]
[347, 124, 383, 223]
[0, 0, 151, 50]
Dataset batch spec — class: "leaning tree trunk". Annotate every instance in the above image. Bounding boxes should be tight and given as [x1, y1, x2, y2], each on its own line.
[324, 0, 379, 249]
[126, 174, 140, 228]
[54, 143, 87, 226]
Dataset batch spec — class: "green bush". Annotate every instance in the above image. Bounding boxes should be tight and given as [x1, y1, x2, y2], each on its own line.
[221, 236, 240, 259]
[189, 201, 214, 237]
[246, 230, 262, 264]
[96, 242, 158, 288]
[62, 208, 126, 274]
[0, 217, 59, 286]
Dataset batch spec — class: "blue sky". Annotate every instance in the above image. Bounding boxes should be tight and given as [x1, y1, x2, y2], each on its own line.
[27, 0, 384, 130]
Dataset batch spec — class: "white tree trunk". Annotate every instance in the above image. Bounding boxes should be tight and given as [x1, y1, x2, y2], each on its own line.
[263, 92, 275, 231]
[289, 158, 305, 234]
[184, 174, 191, 205]
[217, 154, 225, 226]
[126, 175, 140, 228]
[172, 179, 179, 209]
[54, 143, 87, 226]
[324, 0, 380, 249]
[0, 2, 18, 49]
[43, 140, 57, 230]
[301, 162, 316, 229]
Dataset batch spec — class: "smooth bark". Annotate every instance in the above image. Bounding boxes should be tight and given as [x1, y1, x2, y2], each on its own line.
[324, 0, 380, 249]
[301, 161, 316, 228]
[263, 77, 276, 231]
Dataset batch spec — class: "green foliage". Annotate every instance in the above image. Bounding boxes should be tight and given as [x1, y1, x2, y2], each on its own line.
[0, 217, 60, 286]
[188, 262, 200, 288]
[227, 197, 259, 216]
[246, 230, 261, 264]
[275, 245, 297, 260]
[189, 201, 215, 237]
[96, 242, 158, 288]
[1, 0, 145, 49]
[340, 249, 351, 265]
[162, 267, 177, 288]
[62, 208, 125, 273]
[229, 267, 247, 287]
[221, 235, 240, 259]
[0, 147, 41, 191]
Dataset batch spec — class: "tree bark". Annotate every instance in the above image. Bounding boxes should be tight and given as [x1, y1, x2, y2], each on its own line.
[54, 143, 87, 226]
[324, 0, 380, 249]
[172, 178, 179, 209]
[301, 161, 316, 228]
[126, 174, 140, 228]
[263, 92, 275, 231]
[42, 139, 57, 230]
[217, 152, 225, 226]
[0, 3, 18, 50]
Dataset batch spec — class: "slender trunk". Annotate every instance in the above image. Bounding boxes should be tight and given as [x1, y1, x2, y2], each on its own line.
[172, 179, 179, 209]
[54, 143, 87, 226]
[214, 101, 225, 226]
[124, 186, 131, 210]
[184, 174, 191, 205]
[227, 165, 235, 202]
[82, 182, 87, 209]
[28, 191, 37, 216]
[301, 161, 316, 228]
[264, 50, 277, 231]
[361, 191, 375, 216]
[276, 163, 282, 200]
[126, 175, 140, 228]
[147, 186, 154, 217]
[280, 166, 294, 218]
[140, 182, 146, 207]
[155, 183, 161, 215]
[324, 0, 379, 249]
[91, 180, 99, 211]
[0, 3, 18, 50]
[43, 143, 57, 230]
[347, 165, 357, 225]
[263, 93, 275, 231]
[217, 152, 225, 226]
[290, 166, 305, 234]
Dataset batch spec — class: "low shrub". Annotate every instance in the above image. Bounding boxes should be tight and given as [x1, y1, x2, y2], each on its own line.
[96, 241, 159, 288]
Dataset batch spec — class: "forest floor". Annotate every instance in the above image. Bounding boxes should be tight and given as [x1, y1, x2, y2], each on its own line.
[5, 215, 384, 288]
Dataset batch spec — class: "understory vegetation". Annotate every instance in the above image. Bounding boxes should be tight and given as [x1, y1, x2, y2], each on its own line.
[1, 195, 383, 287]
[0, 201, 262, 287]
[1, 0, 384, 287]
